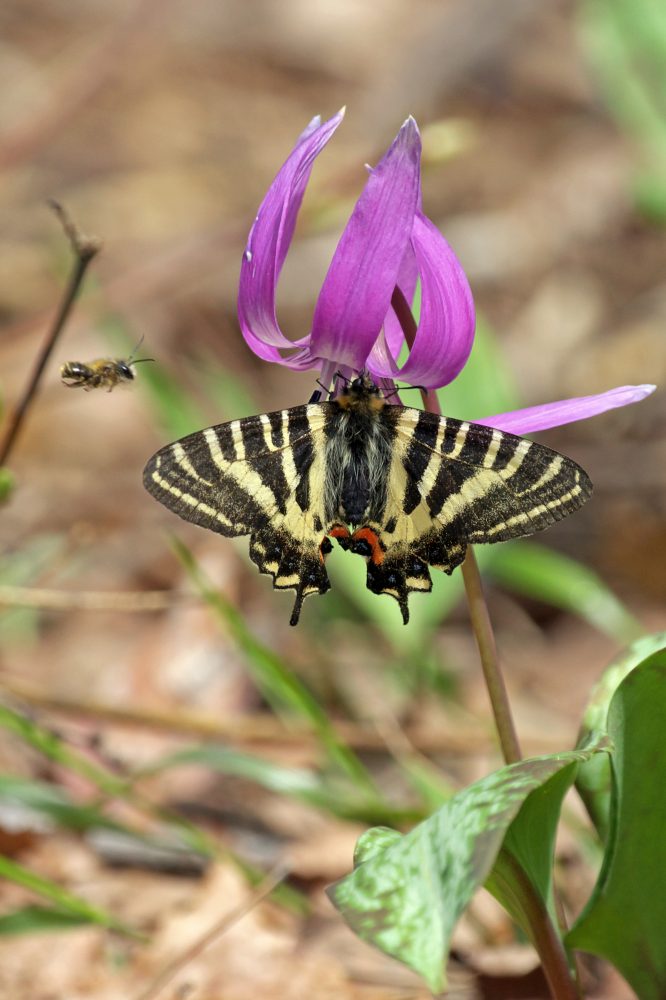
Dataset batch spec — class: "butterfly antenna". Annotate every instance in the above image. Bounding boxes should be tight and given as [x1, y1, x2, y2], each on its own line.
[131, 358, 156, 365]
[387, 383, 427, 397]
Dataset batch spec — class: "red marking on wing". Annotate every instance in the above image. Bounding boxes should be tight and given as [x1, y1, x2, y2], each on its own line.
[352, 526, 385, 564]
[329, 525, 351, 540]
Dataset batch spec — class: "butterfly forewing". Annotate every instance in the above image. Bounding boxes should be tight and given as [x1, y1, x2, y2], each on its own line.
[143, 405, 335, 623]
[393, 408, 592, 539]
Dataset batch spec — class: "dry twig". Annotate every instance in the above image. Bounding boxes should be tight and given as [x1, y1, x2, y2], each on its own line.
[0, 677, 567, 756]
[0, 584, 188, 612]
[134, 864, 289, 1000]
[0, 202, 101, 466]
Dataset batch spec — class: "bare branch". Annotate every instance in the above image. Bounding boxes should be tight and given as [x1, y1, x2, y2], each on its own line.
[0, 202, 101, 466]
[0, 585, 185, 612]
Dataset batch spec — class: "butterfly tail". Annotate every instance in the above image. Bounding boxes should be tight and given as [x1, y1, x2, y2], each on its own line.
[365, 554, 433, 624]
[249, 530, 331, 625]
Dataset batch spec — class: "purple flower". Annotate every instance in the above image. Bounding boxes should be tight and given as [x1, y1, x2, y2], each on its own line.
[238, 110, 656, 429]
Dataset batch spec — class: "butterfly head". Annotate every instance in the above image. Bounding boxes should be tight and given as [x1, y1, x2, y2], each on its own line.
[335, 372, 385, 413]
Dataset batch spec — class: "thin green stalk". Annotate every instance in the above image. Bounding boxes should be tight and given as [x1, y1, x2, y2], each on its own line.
[0, 201, 100, 466]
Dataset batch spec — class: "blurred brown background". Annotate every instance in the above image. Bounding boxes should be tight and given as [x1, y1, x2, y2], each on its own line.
[0, 1, 663, 997]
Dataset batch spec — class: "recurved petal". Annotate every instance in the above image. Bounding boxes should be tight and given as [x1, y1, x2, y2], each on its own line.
[238, 110, 345, 365]
[310, 117, 421, 371]
[476, 384, 657, 435]
[366, 245, 419, 373]
[397, 212, 475, 388]
[368, 212, 475, 389]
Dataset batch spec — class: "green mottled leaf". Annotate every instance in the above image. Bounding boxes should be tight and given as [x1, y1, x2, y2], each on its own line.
[328, 747, 602, 992]
[567, 650, 666, 998]
[353, 827, 402, 867]
[486, 762, 585, 937]
[576, 631, 666, 840]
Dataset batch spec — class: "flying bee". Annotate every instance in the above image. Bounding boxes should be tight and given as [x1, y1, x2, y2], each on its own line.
[60, 339, 154, 392]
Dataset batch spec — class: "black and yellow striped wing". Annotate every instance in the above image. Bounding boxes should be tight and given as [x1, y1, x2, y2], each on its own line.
[346, 407, 592, 622]
[143, 400, 592, 625]
[143, 404, 335, 624]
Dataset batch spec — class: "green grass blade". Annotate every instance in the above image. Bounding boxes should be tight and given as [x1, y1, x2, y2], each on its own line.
[0, 535, 69, 641]
[487, 542, 643, 643]
[0, 703, 130, 797]
[579, 0, 666, 220]
[0, 905, 93, 935]
[0, 855, 137, 936]
[101, 316, 208, 439]
[144, 745, 328, 803]
[0, 467, 14, 504]
[437, 317, 521, 421]
[0, 775, 118, 832]
[172, 538, 380, 796]
[0, 704, 219, 859]
[142, 744, 422, 825]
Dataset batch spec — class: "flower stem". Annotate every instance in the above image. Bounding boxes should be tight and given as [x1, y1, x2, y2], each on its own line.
[391, 284, 578, 999]
[0, 201, 100, 467]
[392, 286, 523, 762]
[497, 849, 580, 1000]
[460, 548, 522, 763]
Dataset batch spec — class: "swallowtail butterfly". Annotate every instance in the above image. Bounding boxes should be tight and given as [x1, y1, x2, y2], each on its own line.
[143, 374, 592, 624]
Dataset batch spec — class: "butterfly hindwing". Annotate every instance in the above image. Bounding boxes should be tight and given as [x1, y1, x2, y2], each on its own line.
[342, 407, 592, 622]
[143, 405, 333, 623]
